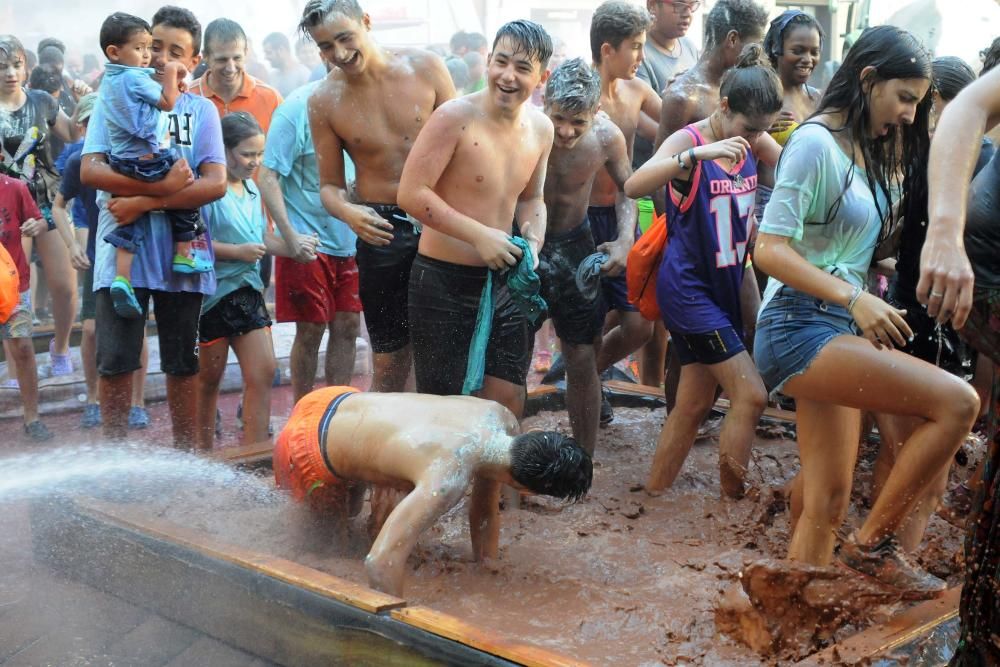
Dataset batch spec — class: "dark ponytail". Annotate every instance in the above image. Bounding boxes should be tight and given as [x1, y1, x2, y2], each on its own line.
[720, 43, 783, 117]
[221, 111, 264, 197]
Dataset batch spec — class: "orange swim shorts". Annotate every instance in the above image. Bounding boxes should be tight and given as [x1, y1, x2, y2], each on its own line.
[273, 385, 359, 511]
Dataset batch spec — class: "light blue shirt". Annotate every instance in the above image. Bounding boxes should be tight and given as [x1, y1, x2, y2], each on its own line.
[98, 63, 170, 158]
[262, 81, 357, 257]
[758, 123, 889, 311]
[202, 183, 265, 313]
[84, 93, 225, 295]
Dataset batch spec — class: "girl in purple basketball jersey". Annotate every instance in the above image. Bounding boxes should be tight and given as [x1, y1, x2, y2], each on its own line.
[626, 45, 782, 498]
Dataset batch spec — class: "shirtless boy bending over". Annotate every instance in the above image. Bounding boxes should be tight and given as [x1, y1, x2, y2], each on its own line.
[302, 0, 455, 393]
[398, 20, 554, 419]
[539, 58, 632, 456]
[274, 386, 592, 595]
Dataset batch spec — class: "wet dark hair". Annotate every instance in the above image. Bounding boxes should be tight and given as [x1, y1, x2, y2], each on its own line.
[590, 1, 652, 64]
[222, 111, 263, 149]
[299, 0, 365, 36]
[932, 56, 975, 102]
[493, 20, 553, 71]
[450, 30, 470, 54]
[704, 0, 768, 52]
[720, 44, 782, 117]
[204, 18, 248, 55]
[151, 6, 203, 57]
[808, 25, 932, 246]
[221, 112, 263, 197]
[38, 45, 64, 68]
[509, 431, 592, 501]
[100, 13, 152, 56]
[980, 37, 1000, 75]
[763, 10, 823, 69]
[37, 38, 65, 55]
[28, 63, 61, 94]
[544, 57, 601, 114]
[0, 35, 27, 65]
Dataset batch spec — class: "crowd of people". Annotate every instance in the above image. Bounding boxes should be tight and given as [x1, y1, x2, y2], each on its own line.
[2, 0, 1000, 658]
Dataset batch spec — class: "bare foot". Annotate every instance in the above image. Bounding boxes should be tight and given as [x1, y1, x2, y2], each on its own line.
[719, 454, 747, 499]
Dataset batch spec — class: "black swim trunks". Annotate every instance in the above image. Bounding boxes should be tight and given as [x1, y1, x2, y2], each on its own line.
[408, 254, 531, 395]
[537, 221, 604, 345]
[199, 285, 272, 345]
[587, 205, 636, 313]
[355, 204, 420, 354]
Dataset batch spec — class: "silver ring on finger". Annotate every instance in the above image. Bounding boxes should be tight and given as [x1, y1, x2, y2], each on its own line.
[930, 290, 944, 298]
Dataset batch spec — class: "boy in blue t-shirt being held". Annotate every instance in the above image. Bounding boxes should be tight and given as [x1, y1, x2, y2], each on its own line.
[96, 12, 211, 319]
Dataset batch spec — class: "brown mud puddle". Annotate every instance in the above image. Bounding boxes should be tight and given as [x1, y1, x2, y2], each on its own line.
[122, 408, 970, 666]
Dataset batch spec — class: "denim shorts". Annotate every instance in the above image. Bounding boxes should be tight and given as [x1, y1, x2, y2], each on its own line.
[754, 285, 859, 394]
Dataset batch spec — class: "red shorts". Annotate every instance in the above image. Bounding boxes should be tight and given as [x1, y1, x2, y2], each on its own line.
[273, 385, 360, 511]
[275, 253, 361, 323]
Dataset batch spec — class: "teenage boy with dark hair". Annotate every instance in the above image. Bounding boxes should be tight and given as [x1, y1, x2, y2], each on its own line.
[274, 386, 593, 595]
[398, 19, 554, 417]
[81, 5, 227, 446]
[539, 57, 632, 455]
[94, 11, 211, 320]
[302, 0, 455, 395]
[589, 1, 659, 421]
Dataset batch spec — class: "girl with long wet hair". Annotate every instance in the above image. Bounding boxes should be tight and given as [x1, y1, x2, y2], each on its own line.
[628, 44, 782, 499]
[752, 26, 980, 600]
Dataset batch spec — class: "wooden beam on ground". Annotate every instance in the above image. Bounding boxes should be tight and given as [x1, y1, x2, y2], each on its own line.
[209, 440, 275, 466]
[391, 606, 592, 667]
[81, 500, 404, 615]
[797, 587, 961, 665]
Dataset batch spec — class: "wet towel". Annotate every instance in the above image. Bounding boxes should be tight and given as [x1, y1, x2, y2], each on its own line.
[462, 237, 546, 395]
[575, 252, 608, 301]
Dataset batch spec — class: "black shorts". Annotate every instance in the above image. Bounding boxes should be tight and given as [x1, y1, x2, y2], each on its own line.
[408, 254, 531, 394]
[587, 205, 636, 313]
[537, 221, 603, 345]
[199, 285, 272, 344]
[95, 288, 203, 377]
[670, 325, 746, 366]
[79, 266, 96, 321]
[355, 204, 420, 354]
[888, 280, 974, 379]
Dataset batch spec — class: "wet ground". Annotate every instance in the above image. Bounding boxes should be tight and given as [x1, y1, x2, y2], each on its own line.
[87, 405, 972, 666]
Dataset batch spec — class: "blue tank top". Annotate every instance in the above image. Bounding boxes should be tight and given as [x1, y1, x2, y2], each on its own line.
[657, 125, 758, 336]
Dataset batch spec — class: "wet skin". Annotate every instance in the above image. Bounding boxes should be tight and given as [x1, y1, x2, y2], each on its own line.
[308, 12, 456, 227]
[314, 393, 523, 596]
[399, 36, 554, 269]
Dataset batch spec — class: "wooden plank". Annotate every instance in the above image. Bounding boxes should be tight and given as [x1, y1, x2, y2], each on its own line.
[210, 440, 275, 465]
[715, 398, 797, 424]
[798, 587, 961, 665]
[604, 379, 663, 398]
[528, 384, 560, 398]
[391, 606, 591, 667]
[82, 500, 406, 615]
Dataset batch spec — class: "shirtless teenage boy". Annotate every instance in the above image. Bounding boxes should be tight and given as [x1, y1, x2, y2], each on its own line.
[274, 386, 592, 596]
[588, 1, 658, 413]
[539, 58, 632, 456]
[302, 0, 455, 393]
[398, 20, 554, 419]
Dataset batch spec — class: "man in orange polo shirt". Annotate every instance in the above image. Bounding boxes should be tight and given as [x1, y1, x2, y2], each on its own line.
[190, 18, 283, 134]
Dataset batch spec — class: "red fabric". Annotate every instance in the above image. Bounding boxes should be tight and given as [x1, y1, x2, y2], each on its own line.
[0, 175, 41, 293]
[275, 253, 362, 323]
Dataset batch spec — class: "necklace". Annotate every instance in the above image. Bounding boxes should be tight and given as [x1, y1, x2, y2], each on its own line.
[708, 114, 745, 190]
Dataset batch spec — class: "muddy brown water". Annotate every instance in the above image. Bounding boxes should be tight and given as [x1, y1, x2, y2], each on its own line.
[71, 408, 972, 666]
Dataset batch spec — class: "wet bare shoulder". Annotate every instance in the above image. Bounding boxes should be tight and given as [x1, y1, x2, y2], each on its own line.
[594, 114, 627, 158]
[527, 104, 555, 140]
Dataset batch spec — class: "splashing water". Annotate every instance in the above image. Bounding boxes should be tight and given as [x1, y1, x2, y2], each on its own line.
[0, 443, 280, 506]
